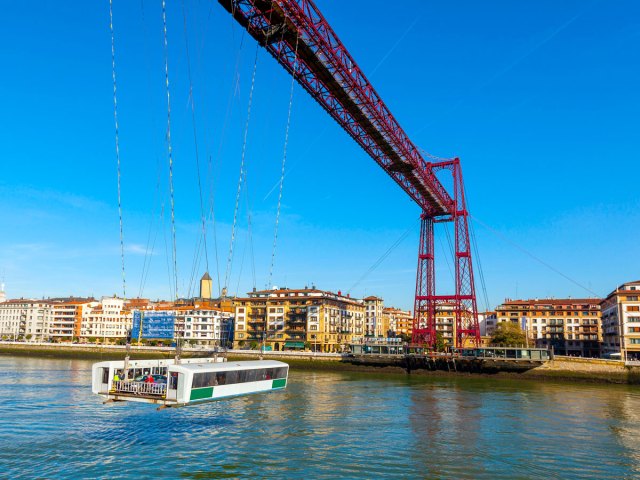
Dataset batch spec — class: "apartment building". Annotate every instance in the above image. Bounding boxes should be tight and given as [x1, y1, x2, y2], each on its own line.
[383, 307, 412, 337]
[81, 297, 131, 342]
[234, 287, 365, 353]
[435, 304, 456, 345]
[175, 307, 234, 346]
[0, 297, 95, 341]
[0, 299, 51, 341]
[495, 298, 601, 356]
[480, 311, 497, 336]
[49, 299, 96, 341]
[363, 296, 384, 337]
[601, 280, 640, 361]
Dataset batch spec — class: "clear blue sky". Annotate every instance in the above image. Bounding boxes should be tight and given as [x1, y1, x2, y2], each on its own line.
[0, 0, 638, 311]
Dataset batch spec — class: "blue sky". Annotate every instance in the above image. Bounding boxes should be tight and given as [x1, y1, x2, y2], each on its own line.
[0, 0, 638, 311]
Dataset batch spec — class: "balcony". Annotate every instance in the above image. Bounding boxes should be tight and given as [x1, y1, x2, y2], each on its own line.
[286, 327, 306, 333]
[287, 317, 306, 324]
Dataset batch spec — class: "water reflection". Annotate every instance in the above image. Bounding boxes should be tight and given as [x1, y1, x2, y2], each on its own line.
[1, 356, 639, 478]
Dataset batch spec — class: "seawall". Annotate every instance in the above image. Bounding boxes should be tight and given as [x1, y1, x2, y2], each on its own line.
[1, 343, 639, 384]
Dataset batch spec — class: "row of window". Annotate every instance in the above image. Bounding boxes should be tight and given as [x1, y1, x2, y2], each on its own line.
[192, 367, 287, 388]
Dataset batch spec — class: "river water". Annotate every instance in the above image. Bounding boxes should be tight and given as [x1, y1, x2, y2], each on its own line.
[1, 356, 639, 479]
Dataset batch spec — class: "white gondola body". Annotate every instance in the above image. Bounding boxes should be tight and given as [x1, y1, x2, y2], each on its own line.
[91, 358, 288, 407]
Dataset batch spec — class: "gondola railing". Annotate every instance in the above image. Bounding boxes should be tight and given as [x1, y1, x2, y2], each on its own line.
[112, 380, 166, 396]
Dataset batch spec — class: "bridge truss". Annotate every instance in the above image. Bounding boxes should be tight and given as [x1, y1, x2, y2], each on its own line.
[218, 0, 480, 348]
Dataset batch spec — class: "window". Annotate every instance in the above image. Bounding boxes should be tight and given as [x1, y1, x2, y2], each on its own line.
[192, 368, 287, 389]
[628, 306, 640, 312]
[628, 338, 640, 345]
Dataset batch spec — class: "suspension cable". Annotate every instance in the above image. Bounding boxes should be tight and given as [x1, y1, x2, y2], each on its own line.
[245, 180, 256, 290]
[209, 30, 247, 297]
[347, 221, 419, 295]
[109, 0, 126, 299]
[269, 34, 300, 287]
[437, 232, 454, 283]
[224, 44, 259, 294]
[181, 0, 209, 278]
[138, 165, 162, 298]
[469, 218, 490, 312]
[137, 0, 163, 300]
[471, 214, 601, 297]
[162, 0, 179, 300]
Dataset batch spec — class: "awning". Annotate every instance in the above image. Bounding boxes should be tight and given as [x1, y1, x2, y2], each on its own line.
[284, 341, 305, 349]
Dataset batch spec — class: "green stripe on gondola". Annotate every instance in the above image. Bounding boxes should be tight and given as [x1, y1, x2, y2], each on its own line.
[272, 378, 286, 389]
[190, 387, 213, 400]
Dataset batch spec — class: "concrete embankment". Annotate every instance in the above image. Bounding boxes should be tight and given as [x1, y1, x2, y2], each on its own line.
[2, 343, 639, 384]
[522, 356, 640, 384]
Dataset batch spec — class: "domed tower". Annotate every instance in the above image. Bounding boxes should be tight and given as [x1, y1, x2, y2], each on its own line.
[199, 272, 213, 299]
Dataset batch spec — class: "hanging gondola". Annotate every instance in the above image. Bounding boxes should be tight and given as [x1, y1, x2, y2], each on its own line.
[93, 1, 289, 408]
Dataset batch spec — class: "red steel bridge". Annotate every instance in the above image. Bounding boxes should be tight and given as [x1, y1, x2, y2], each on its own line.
[218, 0, 480, 348]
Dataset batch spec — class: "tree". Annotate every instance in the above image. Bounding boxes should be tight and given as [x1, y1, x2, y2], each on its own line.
[434, 332, 448, 352]
[399, 333, 412, 343]
[490, 322, 527, 347]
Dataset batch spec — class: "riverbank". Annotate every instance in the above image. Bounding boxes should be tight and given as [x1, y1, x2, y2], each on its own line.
[1, 342, 638, 384]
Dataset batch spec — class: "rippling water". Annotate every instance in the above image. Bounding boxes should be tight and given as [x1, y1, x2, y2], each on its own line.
[1, 356, 640, 479]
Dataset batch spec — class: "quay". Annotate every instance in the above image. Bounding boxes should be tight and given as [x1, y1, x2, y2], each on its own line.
[2, 341, 639, 384]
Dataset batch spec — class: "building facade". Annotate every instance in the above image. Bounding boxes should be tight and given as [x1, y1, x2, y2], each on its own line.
[81, 297, 130, 342]
[176, 307, 234, 346]
[383, 307, 412, 337]
[601, 281, 640, 361]
[234, 287, 365, 353]
[363, 296, 384, 337]
[0, 299, 51, 341]
[495, 298, 601, 356]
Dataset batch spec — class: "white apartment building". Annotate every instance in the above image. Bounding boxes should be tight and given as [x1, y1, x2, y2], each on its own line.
[0, 299, 51, 341]
[81, 297, 130, 341]
[601, 280, 640, 361]
[364, 296, 384, 337]
[480, 312, 497, 336]
[177, 308, 234, 346]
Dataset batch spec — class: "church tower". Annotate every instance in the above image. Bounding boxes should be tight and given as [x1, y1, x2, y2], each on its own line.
[199, 272, 213, 299]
